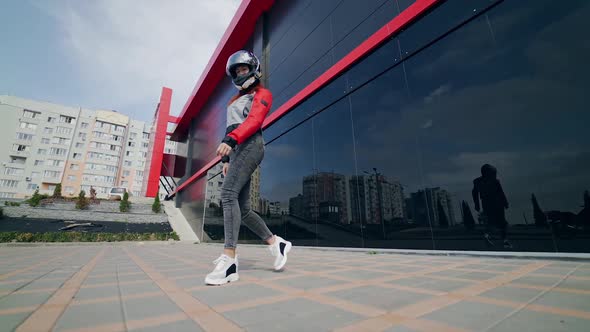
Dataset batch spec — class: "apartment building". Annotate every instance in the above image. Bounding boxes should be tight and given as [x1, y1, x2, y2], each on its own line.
[0, 95, 153, 199]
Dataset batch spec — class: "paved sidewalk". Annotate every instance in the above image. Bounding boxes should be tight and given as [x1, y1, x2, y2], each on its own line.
[1, 243, 590, 331]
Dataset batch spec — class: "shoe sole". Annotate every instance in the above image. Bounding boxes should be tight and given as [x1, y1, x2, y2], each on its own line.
[205, 273, 239, 286]
[275, 242, 292, 271]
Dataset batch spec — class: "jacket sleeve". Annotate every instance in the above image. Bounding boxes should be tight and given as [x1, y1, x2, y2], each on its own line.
[222, 88, 272, 148]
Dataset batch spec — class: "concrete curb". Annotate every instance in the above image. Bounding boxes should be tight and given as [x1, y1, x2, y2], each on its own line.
[195, 242, 590, 261]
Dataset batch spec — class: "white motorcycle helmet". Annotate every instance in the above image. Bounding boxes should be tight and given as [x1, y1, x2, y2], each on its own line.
[226, 50, 261, 90]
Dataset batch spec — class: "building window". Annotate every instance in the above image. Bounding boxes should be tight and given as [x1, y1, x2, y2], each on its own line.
[47, 116, 56, 123]
[142, 142, 149, 148]
[75, 143, 84, 148]
[44, 127, 53, 134]
[70, 164, 79, 170]
[37, 149, 47, 155]
[49, 147, 67, 156]
[136, 171, 144, 177]
[43, 170, 61, 178]
[27, 183, 38, 190]
[0, 180, 19, 188]
[80, 122, 89, 129]
[130, 132, 137, 140]
[23, 110, 39, 118]
[59, 115, 75, 124]
[121, 181, 128, 187]
[34, 160, 44, 166]
[31, 172, 40, 178]
[142, 133, 150, 140]
[49, 159, 64, 167]
[13, 144, 29, 152]
[65, 186, 74, 193]
[41, 138, 50, 144]
[126, 151, 133, 157]
[47, 184, 56, 192]
[112, 135, 121, 141]
[52, 137, 71, 145]
[123, 170, 130, 177]
[56, 127, 72, 135]
[124, 160, 133, 167]
[128, 141, 135, 147]
[20, 122, 37, 130]
[73, 153, 81, 159]
[0, 192, 16, 198]
[16, 132, 34, 141]
[78, 132, 87, 140]
[4, 168, 24, 175]
[67, 175, 76, 181]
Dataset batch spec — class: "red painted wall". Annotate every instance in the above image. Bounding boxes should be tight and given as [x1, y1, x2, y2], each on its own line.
[146, 87, 172, 197]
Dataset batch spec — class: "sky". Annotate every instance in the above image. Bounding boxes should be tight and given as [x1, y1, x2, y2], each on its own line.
[0, 0, 241, 122]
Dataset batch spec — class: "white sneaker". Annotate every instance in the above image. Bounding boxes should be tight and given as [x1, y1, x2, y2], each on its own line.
[268, 236, 292, 271]
[204, 254, 239, 285]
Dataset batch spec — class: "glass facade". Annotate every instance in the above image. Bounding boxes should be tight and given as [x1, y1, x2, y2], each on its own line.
[179, 0, 590, 252]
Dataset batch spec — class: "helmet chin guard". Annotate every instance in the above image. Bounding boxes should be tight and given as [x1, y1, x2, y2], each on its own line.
[226, 50, 261, 90]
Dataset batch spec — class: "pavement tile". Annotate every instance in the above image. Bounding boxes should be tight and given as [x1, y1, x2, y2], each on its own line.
[535, 290, 590, 312]
[223, 298, 363, 331]
[191, 283, 282, 307]
[422, 300, 515, 330]
[123, 296, 183, 321]
[326, 285, 432, 310]
[0, 292, 53, 309]
[54, 301, 124, 330]
[383, 326, 420, 332]
[128, 319, 203, 332]
[118, 280, 162, 296]
[480, 286, 543, 303]
[488, 310, 588, 332]
[75, 284, 120, 300]
[331, 269, 393, 280]
[0, 312, 32, 332]
[513, 275, 566, 287]
[559, 277, 590, 291]
[459, 271, 500, 281]
[276, 275, 348, 291]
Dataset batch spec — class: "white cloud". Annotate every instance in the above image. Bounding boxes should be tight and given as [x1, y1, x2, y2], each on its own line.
[35, 0, 240, 120]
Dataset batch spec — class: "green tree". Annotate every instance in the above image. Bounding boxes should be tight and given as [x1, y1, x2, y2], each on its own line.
[52, 183, 62, 198]
[152, 195, 162, 213]
[28, 189, 42, 207]
[76, 190, 89, 210]
[120, 192, 131, 212]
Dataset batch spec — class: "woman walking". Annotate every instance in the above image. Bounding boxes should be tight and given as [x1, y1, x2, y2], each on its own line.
[205, 50, 292, 286]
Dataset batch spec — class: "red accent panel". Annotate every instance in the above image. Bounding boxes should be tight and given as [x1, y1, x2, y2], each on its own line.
[146, 87, 172, 197]
[175, 0, 440, 194]
[171, 0, 274, 141]
[168, 116, 180, 124]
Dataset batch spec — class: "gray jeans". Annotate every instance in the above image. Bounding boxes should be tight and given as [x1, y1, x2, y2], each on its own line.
[221, 132, 273, 249]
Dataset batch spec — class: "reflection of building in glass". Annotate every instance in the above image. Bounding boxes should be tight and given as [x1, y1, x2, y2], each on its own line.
[302, 172, 351, 224]
[205, 163, 224, 208]
[289, 194, 305, 218]
[408, 187, 456, 227]
[203, 164, 261, 213]
[269, 201, 282, 216]
[350, 175, 405, 225]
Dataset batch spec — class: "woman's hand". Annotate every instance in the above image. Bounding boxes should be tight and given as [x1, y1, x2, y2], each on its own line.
[223, 163, 229, 176]
[216, 143, 232, 157]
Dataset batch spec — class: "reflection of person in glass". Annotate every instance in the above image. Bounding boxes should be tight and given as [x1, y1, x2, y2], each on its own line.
[205, 50, 292, 286]
[472, 164, 512, 249]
